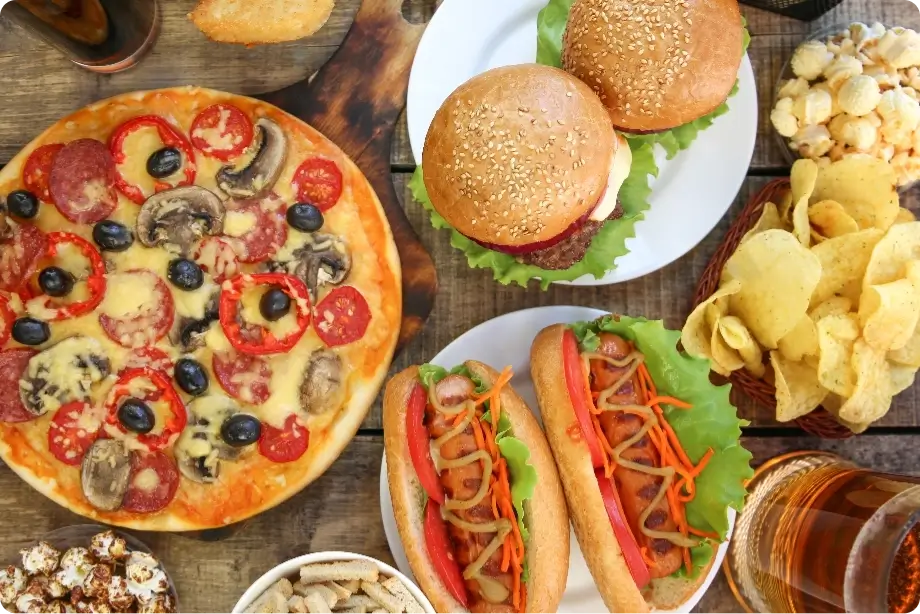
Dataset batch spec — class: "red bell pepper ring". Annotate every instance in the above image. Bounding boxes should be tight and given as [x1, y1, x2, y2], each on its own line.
[105, 367, 188, 452]
[109, 115, 197, 204]
[218, 273, 312, 356]
[31, 232, 106, 321]
[0, 297, 13, 346]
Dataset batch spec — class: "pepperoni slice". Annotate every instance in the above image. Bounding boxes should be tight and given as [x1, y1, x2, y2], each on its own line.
[292, 158, 343, 212]
[224, 196, 287, 263]
[98, 270, 175, 348]
[0, 349, 38, 423]
[48, 401, 102, 466]
[122, 451, 180, 513]
[22, 143, 64, 203]
[194, 236, 241, 284]
[124, 347, 174, 374]
[212, 350, 272, 404]
[0, 223, 47, 293]
[259, 415, 309, 463]
[49, 139, 117, 224]
[314, 286, 372, 347]
[190, 104, 254, 161]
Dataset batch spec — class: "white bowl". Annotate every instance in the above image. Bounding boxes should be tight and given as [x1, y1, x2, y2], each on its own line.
[232, 551, 436, 614]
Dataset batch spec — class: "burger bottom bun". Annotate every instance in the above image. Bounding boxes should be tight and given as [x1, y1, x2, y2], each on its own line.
[530, 324, 713, 612]
[383, 363, 570, 613]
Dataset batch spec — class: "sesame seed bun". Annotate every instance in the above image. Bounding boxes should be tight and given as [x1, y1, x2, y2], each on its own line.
[422, 64, 616, 248]
[562, 0, 743, 133]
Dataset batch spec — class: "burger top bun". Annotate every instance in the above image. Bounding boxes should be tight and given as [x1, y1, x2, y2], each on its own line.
[562, 0, 743, 133]
[422, 64, 616, 248]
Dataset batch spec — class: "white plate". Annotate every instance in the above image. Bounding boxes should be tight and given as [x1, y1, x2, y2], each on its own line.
[407, 0, 757, 285]
[379, 306, 734, 613]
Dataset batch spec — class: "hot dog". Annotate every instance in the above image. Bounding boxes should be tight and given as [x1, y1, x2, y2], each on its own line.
[530, 317, 752, 612]
[384, 362, 569, 613]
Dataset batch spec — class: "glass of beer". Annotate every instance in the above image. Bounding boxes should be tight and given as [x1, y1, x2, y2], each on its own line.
[1, 0, 159, 73]
[724, 450, 920, 613]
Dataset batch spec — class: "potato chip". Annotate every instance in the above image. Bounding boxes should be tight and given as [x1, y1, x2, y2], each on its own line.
[889, 322, 920, 368]
[740, 202, 786, 245]
[723, 230, 822, 349]
[838, 339, 893, 424]
[778, 190, 795, 224]
[681, 280, 742, 368]
[889, 363, 917, 396]
[895, 208, 917, 224]
[809, 229, 885, 307]
[809, 296, 853, 322]
[815, 313, 860, 396]
[810, 157, 900, 231]
[778, 315, 820, 362]
[770, 350, 829, 422]
[905, 259, 920, 287]
[711, 324, 745, 376]
[790, 159, 819, 247]
[859, 278, 920, 352]
[704, 303, 721, 333]
[821, 394, 870, 433]
[718, 316, 765, 377]
[809, 200, 860, 239]
[863, 222, 920, 288]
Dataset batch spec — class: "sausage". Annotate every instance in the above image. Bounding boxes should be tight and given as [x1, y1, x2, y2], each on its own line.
[425, 375, 514, 610]
[592, 334, 683, 579]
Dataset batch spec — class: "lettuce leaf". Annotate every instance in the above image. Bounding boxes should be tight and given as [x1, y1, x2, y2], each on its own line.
[570, 317, 754, 574]
[535, 4, 750, 160]
[409, 139, 656, 289]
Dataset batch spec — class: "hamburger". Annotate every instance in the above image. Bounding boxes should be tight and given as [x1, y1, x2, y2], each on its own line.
[561, 0, 745, 133]
[421, 63, 634, 271]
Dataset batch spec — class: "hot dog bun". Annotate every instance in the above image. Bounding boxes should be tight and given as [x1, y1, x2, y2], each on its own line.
[383, 362, 569, 613]
[530, 325, 712, 612]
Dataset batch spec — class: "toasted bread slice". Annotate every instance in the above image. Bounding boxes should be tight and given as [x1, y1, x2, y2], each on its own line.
[189, 0, 336, 45]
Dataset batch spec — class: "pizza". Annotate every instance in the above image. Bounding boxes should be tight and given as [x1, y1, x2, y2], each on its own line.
[0, 86, 402, 530]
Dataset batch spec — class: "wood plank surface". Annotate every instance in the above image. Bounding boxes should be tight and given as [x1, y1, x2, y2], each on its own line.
[1, 434, 917, 613]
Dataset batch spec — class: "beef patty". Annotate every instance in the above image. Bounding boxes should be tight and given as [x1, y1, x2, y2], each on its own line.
[519, 202, 624, 270]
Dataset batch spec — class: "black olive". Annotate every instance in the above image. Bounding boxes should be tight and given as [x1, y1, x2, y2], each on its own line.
[92, 220, 134, 252]
[146, 147, 182, 179]
[38, 266, 75, 297]
[260, 287, 291, 322]
[286, 203, 324, 232]
[167, 258, 204, 291]
[11, 318, 50, 346]
[6, 190, 39, 219]
[174, 358, 209, 396]
[220, 414, 262, 447]
[118, 398, 155, 434]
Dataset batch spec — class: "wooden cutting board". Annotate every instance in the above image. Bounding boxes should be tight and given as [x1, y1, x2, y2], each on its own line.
[190, 0, 436, 542]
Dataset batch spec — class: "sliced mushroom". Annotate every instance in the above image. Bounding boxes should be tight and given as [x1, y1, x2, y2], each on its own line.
[216, 118, 287, 199]
[300, 349, 346, 416]
[175, 397, 242, 484]
[19, 336, 110, 416]
[81, 440, 131, 511]
[168, 291, 219, 352]
[136, 186, 225, 254]
[268, 233, 351, 301]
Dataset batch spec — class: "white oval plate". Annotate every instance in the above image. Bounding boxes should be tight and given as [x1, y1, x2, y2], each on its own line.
[407, 0, 757, 285]
[379, 306, 733, 613]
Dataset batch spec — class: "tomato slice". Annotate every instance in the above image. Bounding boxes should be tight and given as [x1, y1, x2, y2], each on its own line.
[596, 468, 651, 589]
[48, 401, 102, 466]
[259, 415, 309, 463]
[314, 286, 371, 348]
[22, 143, 64, 203]
[562, 329, 605, 467]
[406, 383, 444, 505]
[424, 500, 469, 608]
[190, 103, 254, 161]
[292, 157, 343, 211]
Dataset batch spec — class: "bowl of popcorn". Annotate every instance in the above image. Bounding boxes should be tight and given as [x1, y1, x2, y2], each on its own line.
[771, 22, 920, 188]
[1, 525, 177, 613]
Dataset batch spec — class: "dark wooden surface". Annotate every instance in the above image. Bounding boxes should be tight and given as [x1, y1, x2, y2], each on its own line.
[2, 0, 920, 612]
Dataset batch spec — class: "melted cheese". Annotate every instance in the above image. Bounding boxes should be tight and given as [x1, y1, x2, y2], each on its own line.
[55, 242, 91, 276]
[223, 210, 258, 238]
[191, 107, 240, 151]
[118, 128, 165, 198]
[133, 468, 160, 493]
[196, 238, 240, 281]
[22, 336, 108, 413]
[100, 272, 159, 318]
[203, 325, 233, 353]
[260, 336, 323, 428]
[102, 423, 152, 453]
[173, 280, 217, 321]
[589, 133, 634, 222]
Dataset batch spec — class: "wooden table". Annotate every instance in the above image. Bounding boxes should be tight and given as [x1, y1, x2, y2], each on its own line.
[2, 0, 920, 611]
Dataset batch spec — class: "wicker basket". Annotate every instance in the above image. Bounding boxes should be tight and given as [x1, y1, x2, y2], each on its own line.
[740, 0, 843, 21]
[692, 179, 854, 439]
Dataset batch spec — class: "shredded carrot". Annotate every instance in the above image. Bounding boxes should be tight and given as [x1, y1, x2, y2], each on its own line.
[689, 527, 720, 539]
[693, 448, 715, 475]
[481, 420, 498, 460]
[640, 547, 656, 568]
[512, 570, 520, 610]
[470, 418, 487, 455]
[645, 395, 692, 409]
[682, 546, 692, 573]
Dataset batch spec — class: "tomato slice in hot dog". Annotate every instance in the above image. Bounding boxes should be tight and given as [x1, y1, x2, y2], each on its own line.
[424, 500, 470, 608]
[406, 383, 445, 505]
[562, 329, 604, 467]
[595, 468, 651, 589]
